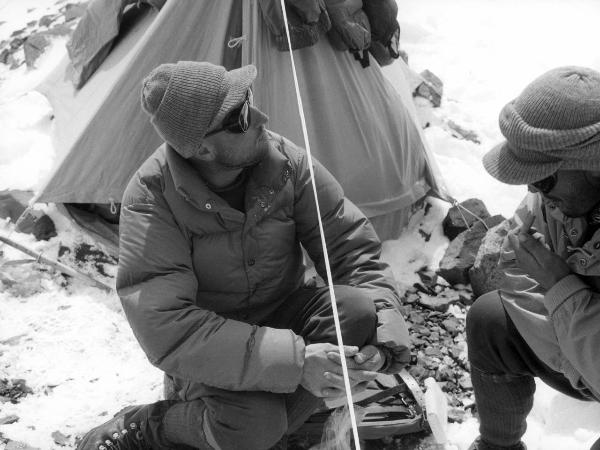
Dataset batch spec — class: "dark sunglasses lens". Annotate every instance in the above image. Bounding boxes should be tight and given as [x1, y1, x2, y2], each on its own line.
[220, 104, 245, 133]
[531, 175, 556, 194]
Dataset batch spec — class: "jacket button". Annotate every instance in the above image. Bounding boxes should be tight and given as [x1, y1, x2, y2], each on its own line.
[579, 258, 587, 266]
[248, 258, 255, 266]
[205, 202, 212, 210]
[594, 242, 600, 249]
[570, 229, 578, 237]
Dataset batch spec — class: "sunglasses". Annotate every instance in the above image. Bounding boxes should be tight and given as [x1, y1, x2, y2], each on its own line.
[529, 173, 557, 194]
[205, 91, 252, 137]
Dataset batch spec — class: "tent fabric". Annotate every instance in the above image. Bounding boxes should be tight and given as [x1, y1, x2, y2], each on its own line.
[36, 0, 440, 240]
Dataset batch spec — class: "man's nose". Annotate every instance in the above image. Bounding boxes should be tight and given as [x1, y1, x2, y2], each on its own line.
[249, 105, 269, 127]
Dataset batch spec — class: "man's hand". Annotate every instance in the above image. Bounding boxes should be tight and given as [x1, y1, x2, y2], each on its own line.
[300, 343, 378, 398]
[507, 214, 571, 290]
[326, 344, 386, 372]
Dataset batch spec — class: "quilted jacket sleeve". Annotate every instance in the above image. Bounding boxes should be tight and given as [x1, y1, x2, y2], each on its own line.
[116, 170, 304, 393]
[292, 151, 410, 373]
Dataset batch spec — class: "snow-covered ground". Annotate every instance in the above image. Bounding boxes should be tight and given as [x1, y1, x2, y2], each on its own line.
[1, 1, 600, 449]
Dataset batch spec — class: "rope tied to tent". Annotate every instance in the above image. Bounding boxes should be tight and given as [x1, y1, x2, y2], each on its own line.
[109, 198, 118, 215]
[277, 1, 362, 448]
[450, 198, 489, 231]
[228, 35, 247, 49]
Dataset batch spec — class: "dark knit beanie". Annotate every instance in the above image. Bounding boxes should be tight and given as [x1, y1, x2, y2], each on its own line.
[140, 61, 257, 158]
[483, 66, 600, 184]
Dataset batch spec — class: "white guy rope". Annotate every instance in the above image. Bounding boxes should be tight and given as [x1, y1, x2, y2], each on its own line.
[277, 2, 361, 448]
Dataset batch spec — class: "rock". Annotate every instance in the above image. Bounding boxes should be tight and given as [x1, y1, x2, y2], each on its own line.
[0, 415, 19, 425]
[447, 120, 481, 144]
[0, 190, 32, 222]
[51, 431, 70, 446]
[24, 32, 50, 67]
[408, 365, 427, 381]
[417, 268, 437, 288]
[404, 292, 420, 304]
[437, 215, 505, 285]
[443, 198, 490, 240]
[38, 14, 58, 27]
[64, 3, 88, 22]
[441, 318, 461, 336]
[458, 373, 473, 390]
[31, 214, 57, 241]
[408, 311, 425, 326]
[415, 69, 443, 107]
[469, 219, 512, 297]
[418, 291, 460, 312]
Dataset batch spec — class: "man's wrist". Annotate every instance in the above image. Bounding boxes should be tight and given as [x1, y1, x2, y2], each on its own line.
[375, 345, 393, 372]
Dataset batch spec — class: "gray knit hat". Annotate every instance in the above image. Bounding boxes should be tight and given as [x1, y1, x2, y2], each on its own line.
[483, 66, 600, 185]
[141, 61, 257, 158]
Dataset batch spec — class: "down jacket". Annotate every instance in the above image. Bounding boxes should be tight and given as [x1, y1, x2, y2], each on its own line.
[116, 131, 410, 393]
[499, 192, 600, 400]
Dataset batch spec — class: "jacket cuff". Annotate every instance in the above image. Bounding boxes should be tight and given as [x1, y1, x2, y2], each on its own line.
[243, 327, 306, 393]
[371, 308, 411, 373]
[545, 274, 588, 316]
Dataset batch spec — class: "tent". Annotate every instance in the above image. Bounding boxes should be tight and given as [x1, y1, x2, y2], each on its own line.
[36, 0, 442, 251]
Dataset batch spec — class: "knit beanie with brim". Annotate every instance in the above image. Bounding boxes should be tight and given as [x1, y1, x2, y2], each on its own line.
[140, 61, 257, 158]
[483, 66, 600, 185]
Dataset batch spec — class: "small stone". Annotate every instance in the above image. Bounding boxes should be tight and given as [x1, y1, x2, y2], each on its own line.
[24, 33, 50, 67]
[428, 332, 440, 341]
[404, 292, 420, 304]
[38, 14, 57, 27]
[408, 365, 427, 380]
[442, 317, 461, 336]
[459, 373, 473, 390]
[51, 430, 70, 446]
[408, 311, 425, 325]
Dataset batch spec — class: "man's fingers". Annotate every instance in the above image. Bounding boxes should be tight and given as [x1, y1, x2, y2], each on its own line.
[324, 369, 378, 385]
[519, 213, 535, 234]
[326, 352, 362, 369]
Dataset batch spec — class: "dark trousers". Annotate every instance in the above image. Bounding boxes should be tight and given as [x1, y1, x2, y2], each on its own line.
[466, 291, 591, 449]
[162, 285, 377, 450]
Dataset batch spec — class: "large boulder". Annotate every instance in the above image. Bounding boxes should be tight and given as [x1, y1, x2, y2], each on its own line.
[442, 198, 490, 240]
[469, 219, 512, 298]
[437, 214, 505, 285]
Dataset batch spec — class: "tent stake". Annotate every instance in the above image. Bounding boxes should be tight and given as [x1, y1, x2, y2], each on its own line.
[0, 233, 114, 293]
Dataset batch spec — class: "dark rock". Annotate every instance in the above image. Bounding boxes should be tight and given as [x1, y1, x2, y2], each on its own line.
[447, 120, 481, 144]
[51, 430, 70, 446]
[24, 33, 50, 67]
[9, 37, 25, 50]
[417, 268, 437, 287]
[0, 48, 10, 64]
[442, 198, 490, 240]
[32, 215, 57, 241]
[415, 69, 443, 107]
[408, 311, 425, 326]
[0, 190, 32, 222]
[437, 215, 505, 285]
[469, 219, 512, 298]
[38, 14, 57, 27]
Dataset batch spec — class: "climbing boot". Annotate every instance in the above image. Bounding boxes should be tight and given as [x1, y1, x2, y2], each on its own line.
[76, 400, 176, 450]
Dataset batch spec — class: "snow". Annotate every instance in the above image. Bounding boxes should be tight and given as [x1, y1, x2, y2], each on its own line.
[1, 1, 600, 449]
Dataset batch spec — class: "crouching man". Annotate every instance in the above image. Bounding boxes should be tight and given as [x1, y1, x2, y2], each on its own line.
[466, 66, 600, 450]
[76, 61, 410, 450]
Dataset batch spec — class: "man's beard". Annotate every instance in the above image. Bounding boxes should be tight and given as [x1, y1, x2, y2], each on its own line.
[217, 129, 270, 170]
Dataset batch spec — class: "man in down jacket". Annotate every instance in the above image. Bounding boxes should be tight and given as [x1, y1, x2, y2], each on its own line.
[77, 61, 410, 450]
[466, 66, 600, 450]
